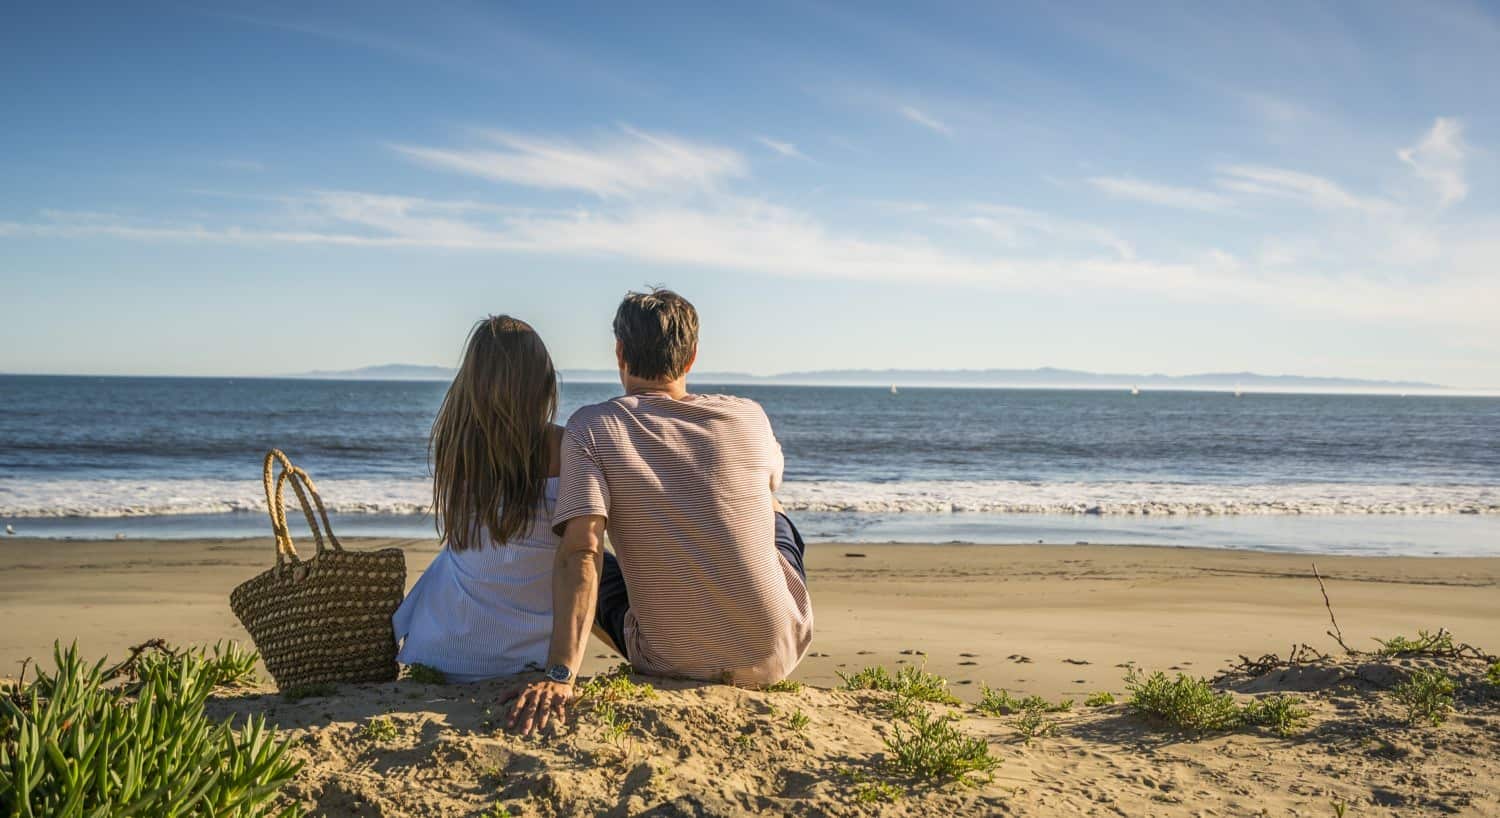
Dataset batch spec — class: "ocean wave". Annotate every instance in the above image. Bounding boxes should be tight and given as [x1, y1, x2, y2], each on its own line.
[776, 480, 1500, 516]
[2, 478, 1498, 519]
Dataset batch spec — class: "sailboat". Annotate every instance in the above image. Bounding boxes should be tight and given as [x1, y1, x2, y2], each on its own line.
[1130, 385, 1140, 396]
[1233, 383, 1243, 398]
[890, 384, 899, 395]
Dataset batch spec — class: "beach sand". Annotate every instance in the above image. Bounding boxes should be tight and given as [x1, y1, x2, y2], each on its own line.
[3, 537, 1498, 815]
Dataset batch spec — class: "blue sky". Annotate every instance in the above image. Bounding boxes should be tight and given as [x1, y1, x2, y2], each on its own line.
[3, 1, 1498, 387]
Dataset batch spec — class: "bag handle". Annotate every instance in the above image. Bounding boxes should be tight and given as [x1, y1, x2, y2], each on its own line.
[262, 449, 344, 569]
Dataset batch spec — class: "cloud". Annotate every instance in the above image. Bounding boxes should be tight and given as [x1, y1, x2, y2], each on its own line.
[1215, 164, 1395, 215]
[390, 127, 747, 197]
[1088, 176, 1232, 211]
[897, 105, 952, 136]
[754, 136, 810, 161]
[5, 194, 1496, 327]
[960, 204, 1136, 260]
[1398, 117, 1467, 206]
[6, 123, 1498, 333]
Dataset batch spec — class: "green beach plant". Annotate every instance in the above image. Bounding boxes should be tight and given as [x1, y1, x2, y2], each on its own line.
[0, 641, 302, 818]
[404, 663, 448, 685]
[1486, 661, 1500, 687]
[882, 708, 1000, 784]
[1125, 668, 1307, 735]
[1126, 669, 1242, 731]
[1084, 691, 1116, 707]
[282, 682, 338, 702]
[577, 663, 656, 704]
[764, 679, 804, 693]
[361, 715, 400, 743]
[575, 664, 654, 747]
[855, 780, 902, 804]
[787, 709, 810, 731]
[1392, 668, 1456, 726]
[1013, 706, 1055, 742]
[1240, 694, 1311, 737]
[1375, 629, 1456, 657]
[838, 665, 961, 706]
[975, 685, 1072, 716]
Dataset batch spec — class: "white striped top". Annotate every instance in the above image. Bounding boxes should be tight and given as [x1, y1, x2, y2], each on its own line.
[554, 391, 813, 685]
[392, 478, 559, 682]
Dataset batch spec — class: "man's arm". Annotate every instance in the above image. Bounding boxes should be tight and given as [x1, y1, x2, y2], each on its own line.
[506, 513, 606, 735]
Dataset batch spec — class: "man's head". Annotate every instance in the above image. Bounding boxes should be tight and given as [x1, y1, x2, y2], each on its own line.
[613, 288, 699, 383]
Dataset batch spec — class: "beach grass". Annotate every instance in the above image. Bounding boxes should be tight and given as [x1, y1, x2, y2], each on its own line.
[0, 641, 301, 818]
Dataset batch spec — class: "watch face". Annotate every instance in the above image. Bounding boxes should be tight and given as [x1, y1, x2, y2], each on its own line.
[546, 665, 571, 683]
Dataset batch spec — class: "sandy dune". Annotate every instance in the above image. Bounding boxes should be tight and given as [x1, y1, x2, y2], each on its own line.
[3, 536, 1498, 815]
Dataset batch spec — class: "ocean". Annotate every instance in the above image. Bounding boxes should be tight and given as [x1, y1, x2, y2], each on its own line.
[2, 375, 1498, 555]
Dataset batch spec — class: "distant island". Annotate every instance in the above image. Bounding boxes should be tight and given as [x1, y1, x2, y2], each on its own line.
[290, 364, 1446, 393]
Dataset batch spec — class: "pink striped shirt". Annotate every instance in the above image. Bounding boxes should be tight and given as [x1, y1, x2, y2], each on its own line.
[553, 391, 813, 684]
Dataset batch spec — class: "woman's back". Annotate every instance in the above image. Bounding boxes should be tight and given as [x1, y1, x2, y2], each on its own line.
[392, 315, 566, 682]
[393, 478, 560, 681]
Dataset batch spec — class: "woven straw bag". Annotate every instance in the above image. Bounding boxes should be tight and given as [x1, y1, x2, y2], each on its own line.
[230, 449, 406, 691]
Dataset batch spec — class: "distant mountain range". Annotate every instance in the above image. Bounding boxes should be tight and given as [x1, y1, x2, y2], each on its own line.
[291, 364, 1445, 392]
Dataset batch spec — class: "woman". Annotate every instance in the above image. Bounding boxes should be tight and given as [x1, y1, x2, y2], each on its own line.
[393, 315, 563, 681]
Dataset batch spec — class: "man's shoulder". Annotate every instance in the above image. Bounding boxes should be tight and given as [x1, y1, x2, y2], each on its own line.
[692, 392, 768, 417]
[565, 398, 629, 432]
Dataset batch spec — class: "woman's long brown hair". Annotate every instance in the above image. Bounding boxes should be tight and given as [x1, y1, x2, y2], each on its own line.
[430, 316, 557, 550]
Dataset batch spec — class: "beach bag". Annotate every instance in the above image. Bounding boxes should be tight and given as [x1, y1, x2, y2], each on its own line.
[230, 449, 406, 691]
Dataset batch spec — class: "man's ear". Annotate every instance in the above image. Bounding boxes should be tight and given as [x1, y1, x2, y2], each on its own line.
[682, 347, 698, 376]
[615, 340, 626, 372]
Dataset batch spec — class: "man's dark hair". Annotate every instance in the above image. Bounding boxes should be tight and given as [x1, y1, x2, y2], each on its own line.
[613, 288, 699, 380]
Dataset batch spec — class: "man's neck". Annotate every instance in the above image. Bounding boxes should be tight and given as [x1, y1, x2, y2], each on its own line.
[622, 374, 689, 400]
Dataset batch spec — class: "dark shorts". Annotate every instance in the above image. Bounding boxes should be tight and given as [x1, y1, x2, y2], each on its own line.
[595, 512, 808, 662]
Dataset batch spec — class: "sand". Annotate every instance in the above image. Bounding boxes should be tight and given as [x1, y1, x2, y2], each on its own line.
[3, 536, 1498, 815]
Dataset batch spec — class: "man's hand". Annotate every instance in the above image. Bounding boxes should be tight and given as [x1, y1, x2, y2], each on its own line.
[503, 679, 574, 735]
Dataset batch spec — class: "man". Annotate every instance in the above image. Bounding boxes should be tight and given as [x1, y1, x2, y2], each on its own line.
[507, 288, 813, 734]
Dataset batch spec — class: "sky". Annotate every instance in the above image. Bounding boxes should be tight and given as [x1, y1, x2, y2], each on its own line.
[2, 2, 1499, 387]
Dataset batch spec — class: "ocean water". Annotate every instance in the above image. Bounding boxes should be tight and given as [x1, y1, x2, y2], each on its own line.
[2, 375, 1498, 555]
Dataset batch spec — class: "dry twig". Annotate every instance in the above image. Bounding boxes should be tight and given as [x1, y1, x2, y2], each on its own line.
[1312, 563, 1353, 654]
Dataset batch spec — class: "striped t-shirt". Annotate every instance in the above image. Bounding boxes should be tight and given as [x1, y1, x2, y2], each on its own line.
[553, 391, 813, 684]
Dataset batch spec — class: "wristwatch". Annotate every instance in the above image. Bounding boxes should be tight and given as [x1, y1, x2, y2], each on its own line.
[544, 664, 575, 684]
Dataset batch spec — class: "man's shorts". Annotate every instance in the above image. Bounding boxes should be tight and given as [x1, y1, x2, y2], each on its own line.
[594, 512, 808, 661]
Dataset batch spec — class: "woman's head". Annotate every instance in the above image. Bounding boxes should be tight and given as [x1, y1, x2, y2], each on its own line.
[430, 315, 557, 550]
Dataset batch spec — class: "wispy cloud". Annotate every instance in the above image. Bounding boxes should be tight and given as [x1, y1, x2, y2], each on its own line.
[5, 193, 1496, 326]
[754, 136, 810, 161]
[6, 123, 1498, 331]
[897, 105, 952, 136]
[1399, 117, 1467, 206]
[960, 204, 1136, 260]
[1088, 176, 1232, 211]
[390, 127, 747, 197]
[1215, 164, 1395, 215]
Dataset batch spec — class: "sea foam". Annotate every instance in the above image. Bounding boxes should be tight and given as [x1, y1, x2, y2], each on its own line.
[2, 478, 1497, 519]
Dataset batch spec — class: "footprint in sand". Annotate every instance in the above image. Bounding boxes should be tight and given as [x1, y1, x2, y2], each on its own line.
[959, 652, 978, 658]
[1063, 658, 1091, 665]
[856, 650, 874, 655]
[1008, 654, 1034, 664]
[959, 661, 978, 666]
[899, 649, 926, 656]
